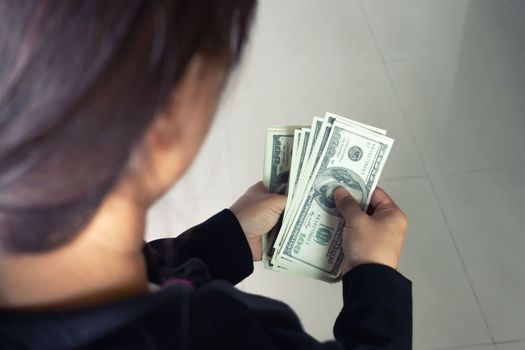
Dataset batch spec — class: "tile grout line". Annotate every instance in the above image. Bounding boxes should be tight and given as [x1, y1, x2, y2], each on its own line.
[432, 341, 494, 350]
[382, 46, 525, 65]
[381, 174, 428, 182]
[357, 0, 496, 345]
[429, 163, 525, 179]
[425, 337, 525, 350]
[358, 0, 525, 66]
[383, 164, 525, 184]
[494, 338, 525, 345]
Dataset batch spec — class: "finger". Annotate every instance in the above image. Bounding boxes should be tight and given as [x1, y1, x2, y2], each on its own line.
[249, 181, 268, 193]
[369, 187, 398, 213]
[333, 187, 363, 220]
[268, 194, 287, 214]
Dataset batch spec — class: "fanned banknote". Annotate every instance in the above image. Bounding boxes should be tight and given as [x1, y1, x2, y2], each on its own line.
[262, 125, 303, 266]
[262, 113, 393, 281]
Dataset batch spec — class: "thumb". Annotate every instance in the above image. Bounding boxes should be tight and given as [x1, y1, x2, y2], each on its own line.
[333, 187, 363, 220]
[268, 194, 287, 214]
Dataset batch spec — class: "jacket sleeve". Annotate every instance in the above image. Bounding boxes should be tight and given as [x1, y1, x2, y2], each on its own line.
[143, 209, 254, 285]
[189, 264, 411, 350]
[333, 264, 413, 349]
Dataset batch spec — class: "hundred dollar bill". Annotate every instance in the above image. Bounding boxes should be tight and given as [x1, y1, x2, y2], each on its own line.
[287, 130, 301, 192]
[305, 117, 325, 163]
[270, 117, 337, 264]
[266, 126, 314, 266]
[263, 130, 301, 266]
[271, 117, 329, 274]
[281, 118, 323, 235]
[279, 128, 309, 231]
[325, 112, 387, 136]
[263, 126, 298, 193]
[262, 126, 305, 265]
[287, 113, 387, 222]
[274, 120, 394, 279]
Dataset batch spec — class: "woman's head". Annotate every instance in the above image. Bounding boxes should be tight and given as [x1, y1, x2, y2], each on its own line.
[0, 0, 255, 254]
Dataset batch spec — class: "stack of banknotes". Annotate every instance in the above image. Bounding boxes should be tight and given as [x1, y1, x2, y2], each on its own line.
[262, 112, 394, 282]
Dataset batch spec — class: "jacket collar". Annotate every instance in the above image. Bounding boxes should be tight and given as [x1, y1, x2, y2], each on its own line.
[0, 258, 210, 350]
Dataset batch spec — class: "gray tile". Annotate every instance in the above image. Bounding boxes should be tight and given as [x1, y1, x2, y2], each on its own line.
[175, 112, 234, 199]
[361, 0, 525, 60]
[388, 51, 525, 176]
[244, 178, 491, 347]
[145, 201, 173, 241]
[192, 196, 236, 226]
[146, 174, 236, 241]
[145, 111, 235, 242]
[243, 0, 381, 75]
[511, 0, 525, 17]
[381, 178, 491, 349]
[222, 62, 425, 196]
[496, 340, 525, 350]
[145, 183, 198, 241]
[431, 167, 525, 342]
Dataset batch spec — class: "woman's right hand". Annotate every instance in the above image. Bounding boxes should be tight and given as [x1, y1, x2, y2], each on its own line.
[333, 186, 408, 276]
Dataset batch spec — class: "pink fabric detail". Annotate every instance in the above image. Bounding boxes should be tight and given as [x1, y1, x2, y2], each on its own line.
[162, 278, 195, 288]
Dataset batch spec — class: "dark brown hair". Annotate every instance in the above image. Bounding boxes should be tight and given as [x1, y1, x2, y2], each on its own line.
[0, 0, 255, 253]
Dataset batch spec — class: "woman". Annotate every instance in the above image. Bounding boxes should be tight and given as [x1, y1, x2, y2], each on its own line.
[0, 1, 411, 349]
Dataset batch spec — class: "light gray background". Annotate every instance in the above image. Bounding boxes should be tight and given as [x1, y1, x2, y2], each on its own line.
[146, 1, 525, 349]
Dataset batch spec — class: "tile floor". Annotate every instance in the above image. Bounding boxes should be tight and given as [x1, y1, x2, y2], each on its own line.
[145, 1, 525, 349]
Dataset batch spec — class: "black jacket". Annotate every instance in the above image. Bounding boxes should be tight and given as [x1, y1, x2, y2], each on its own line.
[0, 209, 412, 349]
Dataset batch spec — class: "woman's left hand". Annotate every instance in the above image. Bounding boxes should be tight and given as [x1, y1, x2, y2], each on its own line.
[229, 182, 287, 261]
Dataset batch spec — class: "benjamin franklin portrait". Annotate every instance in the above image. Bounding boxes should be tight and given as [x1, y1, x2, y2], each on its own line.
[312, 167, 367, 216]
